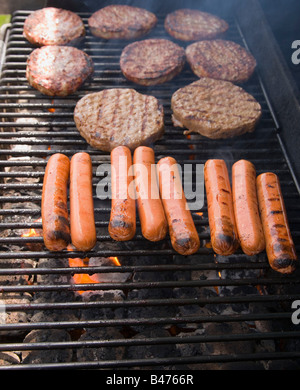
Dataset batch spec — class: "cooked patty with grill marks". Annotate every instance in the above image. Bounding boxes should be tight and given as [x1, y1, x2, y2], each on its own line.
[120, 39, 186, 86]
[26, 46, 94, 97]
[23, 7, 85, 46]
[74, 88, 164, 152]
[164, 9, 228, 41]
[186, 39, 257, 83]
[171, 78, 262, 139]
[88, 5, 157, 40]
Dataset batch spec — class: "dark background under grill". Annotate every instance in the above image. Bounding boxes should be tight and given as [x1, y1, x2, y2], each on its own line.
[0, 1, 300, 370]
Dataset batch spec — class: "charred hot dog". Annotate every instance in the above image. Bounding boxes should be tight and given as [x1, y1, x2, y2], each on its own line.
[42, 153, 70, 251]
[232, 159, 265, 255]
[133, 146, 167, 242]
[256, 172, 297, 274]
[157, 156, 200, 255]
[204, 159, 239, 256]
[70, 152, 97, 251]
[109, 146, 136, 241]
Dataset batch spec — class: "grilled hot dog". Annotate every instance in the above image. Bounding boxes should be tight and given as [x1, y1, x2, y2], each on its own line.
[42, 153, 70, 251]
[232, 160, 265, 255]
[133, 146, 167, 242]
[109, 146, 136, 241]
[257, 172, 297, 274]
[70, 152, 97, 251]
[204, 159, 239, 256]
[157, 156, 200, 255]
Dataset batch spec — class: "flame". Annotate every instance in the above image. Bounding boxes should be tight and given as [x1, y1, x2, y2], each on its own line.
[48, 99, 56, 113]
[21, 217, 43, 251]
[21, 227, 40, 239]
[67, 245, 121, 294]
[109, 256, 121, 266]
[185, 134, 195, 160]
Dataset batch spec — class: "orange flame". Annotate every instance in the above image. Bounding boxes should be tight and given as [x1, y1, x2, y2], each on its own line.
[67, 245, 121, 294]
[21, 217, 43, 251]
[48, 99, 56, 113]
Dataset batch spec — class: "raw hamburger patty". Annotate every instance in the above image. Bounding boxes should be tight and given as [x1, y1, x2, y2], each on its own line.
[88, 5, 157, 39]
[120, 39, 186, 86]
[26, 46, 94, 97]
[171, 78, 261, 139]
[23, 7, 85, 46]
[164, 9, 228, 41]
[74, 89, 164, 152]
[186, 39, 257, 83]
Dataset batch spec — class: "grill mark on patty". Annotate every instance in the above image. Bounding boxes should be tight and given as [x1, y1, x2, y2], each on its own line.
[141, 96, 150, 133]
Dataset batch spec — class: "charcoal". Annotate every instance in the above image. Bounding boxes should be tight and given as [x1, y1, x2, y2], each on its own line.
[76, 327, 125, 363]
[125, 328, 180, 370]
[21, 329, 73, 364]
[0, 351, 21, 366]
[80, 289, 126, 321]
[0, 292, 32, 336]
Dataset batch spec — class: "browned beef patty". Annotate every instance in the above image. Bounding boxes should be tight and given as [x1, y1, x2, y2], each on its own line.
[171, 78, 261, 139]
[164, 9, 228, 41]
[120, 39, 186, 86]
[88, 5, 157, 40]
[74, 89, 164, 152]
[26, 46, 94, 97]
[186, 39, 257, 83]
[23, 7, 85, 46]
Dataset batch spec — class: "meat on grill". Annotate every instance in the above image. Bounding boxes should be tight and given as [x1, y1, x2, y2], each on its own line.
[88, 5, 157, 40]
[120, 38, 186, 86]
[73, 88, 164, 152]
[171, 77, 262, 139]
[164, 9, 228, 41]
[26, 45, 94, 97]
[186, 39, 257, 83]
[23, 7, 85, 46]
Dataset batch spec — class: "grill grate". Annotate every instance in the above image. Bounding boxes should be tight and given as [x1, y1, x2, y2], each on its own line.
[0, 10, 299, 370]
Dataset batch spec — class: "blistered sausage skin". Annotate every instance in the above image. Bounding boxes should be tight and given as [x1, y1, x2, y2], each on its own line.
[232, 160, 265, 255]
[157, 156, 200, 255]
[70, 152, 97, 251]
[204, 159, 239, 256]
[42, 153, 70, 251]
[256, 172, 297, 274]
[109, 146, 136, 241]
[133, 146, 167, 241]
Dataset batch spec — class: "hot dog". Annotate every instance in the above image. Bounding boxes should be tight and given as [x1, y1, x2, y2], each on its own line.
[109, 146, 136, 241]
[256, 172, 297, 274]
[204, 159, 239, 256]
[157, 156, 200, 255]
[232, 160, 265, 255]
[133, 146, 167, 242]
[70, 152, 97, 251]
[42, 153, 70, 251]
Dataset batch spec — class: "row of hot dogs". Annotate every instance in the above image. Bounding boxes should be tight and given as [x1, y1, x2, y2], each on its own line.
[41, 146, 297, 275]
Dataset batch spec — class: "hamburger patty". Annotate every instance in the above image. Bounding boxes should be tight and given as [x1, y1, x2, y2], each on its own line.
[120, 39, 186, 86]
[186, 39, 257, 83]
[26, 46, 94, 97]
[171, 78, 261, 139]
[23, 7, 85, 46]
[74, 89, 164, 152]
[164, 9, 228, 41]
[88, 5, 157, 40]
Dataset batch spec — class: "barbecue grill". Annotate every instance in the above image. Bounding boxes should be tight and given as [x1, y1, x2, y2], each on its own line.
[0, 0, 300, 370]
